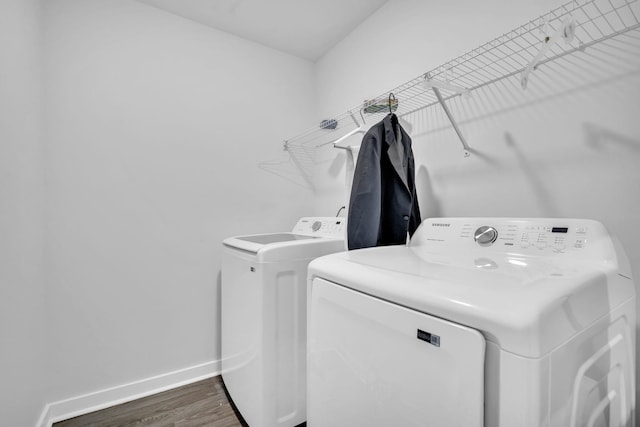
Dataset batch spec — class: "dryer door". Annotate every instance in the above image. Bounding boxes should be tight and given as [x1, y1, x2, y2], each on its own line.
[308, 278, 485, 427]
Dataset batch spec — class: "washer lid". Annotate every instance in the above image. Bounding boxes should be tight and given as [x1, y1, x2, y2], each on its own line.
[308, 218, 635, 358]
[223, 233, 317, 253]
[223, 217, 346, 255]
[236, 233, 317, 245]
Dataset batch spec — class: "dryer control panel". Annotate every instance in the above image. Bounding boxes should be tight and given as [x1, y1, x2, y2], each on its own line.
[465, 222, 589, 253]
[292, 217, 345, 238]
[410, 218, 615, 260]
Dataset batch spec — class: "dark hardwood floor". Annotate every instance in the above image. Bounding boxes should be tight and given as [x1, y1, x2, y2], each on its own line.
[54, 376, 246, 427]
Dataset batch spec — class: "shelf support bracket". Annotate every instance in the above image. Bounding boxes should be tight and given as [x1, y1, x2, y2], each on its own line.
[424, 76, 471, 157]
[315, 111, 365, 150]
[332, 127, 366, 150]
[521, 16, 576, 89]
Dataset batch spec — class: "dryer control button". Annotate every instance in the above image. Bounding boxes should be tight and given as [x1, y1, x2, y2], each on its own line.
[474, 226, 498, 246]
[312, 221, 322, 232]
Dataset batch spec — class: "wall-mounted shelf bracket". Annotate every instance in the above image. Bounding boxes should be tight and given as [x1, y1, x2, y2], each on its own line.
[423, 75, 471, 98]
[424, 75, 471, 157]
[521, 16, 577, 89]
[331, 126, 366, 150]
[329, 111, 365, 150]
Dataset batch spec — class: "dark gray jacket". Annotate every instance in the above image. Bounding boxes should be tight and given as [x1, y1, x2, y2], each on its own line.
[347, 114, 421, 250]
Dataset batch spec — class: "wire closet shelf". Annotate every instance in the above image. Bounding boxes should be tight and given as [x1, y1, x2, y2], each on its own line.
[279, 0, 640, 159]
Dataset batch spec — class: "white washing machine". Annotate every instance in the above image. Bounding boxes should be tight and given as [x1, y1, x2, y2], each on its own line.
[222, 217, 346, 427]
[307, 218, 636, 427]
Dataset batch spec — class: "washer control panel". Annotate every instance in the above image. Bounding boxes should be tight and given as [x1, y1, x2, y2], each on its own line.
[292, 217, 345, 238]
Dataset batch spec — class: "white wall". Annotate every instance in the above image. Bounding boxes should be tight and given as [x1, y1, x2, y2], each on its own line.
[0, 0, 47, 425]
[6, 0, 637, 423]
[314, 0, 640, 422]
[42, 0, 315, 411]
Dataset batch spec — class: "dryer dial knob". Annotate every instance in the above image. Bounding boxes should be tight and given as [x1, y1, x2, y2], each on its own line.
[474, 226, 498, 246]
[312, 221, 322, 232]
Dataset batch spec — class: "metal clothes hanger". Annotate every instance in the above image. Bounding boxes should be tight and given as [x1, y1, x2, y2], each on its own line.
[388, 93, 400, 140]
[388, 93, 396, 116]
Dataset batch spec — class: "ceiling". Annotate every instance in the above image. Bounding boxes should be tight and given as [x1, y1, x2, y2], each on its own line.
[136, 0, 388, 61]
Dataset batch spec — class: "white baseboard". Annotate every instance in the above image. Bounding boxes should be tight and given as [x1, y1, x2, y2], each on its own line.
[36, 359, 220, 427]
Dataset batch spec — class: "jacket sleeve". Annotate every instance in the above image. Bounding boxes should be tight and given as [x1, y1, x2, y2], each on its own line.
[347, 132, 381, 250]
[408, 151, 422, 237]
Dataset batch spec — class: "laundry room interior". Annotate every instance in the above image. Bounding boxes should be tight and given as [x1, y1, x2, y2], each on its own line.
[2, 0, 640, 426]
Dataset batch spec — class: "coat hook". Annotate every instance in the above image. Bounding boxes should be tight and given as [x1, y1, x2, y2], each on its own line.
[388, 93, 396, 114]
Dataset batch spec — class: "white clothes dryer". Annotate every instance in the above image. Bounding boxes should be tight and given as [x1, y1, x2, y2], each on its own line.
[222, 217, 345, 427]
[307, 218, 636, 427]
